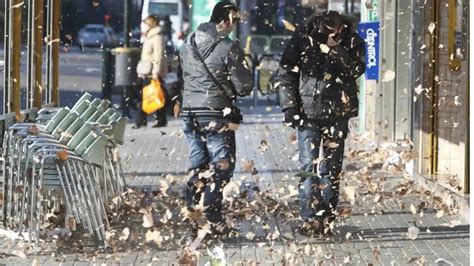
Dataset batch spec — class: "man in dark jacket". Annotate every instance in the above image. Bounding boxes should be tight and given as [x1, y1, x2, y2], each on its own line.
[278, 11, 365, 234]
[179, 2, 253, 234]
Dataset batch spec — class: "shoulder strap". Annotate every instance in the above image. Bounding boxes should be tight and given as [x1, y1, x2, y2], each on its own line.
[190, 35, 226, 92]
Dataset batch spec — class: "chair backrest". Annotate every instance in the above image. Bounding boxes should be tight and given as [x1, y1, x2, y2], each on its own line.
[45, 108, 70, 133]
[74, 132, 97, 156]
[71, 92, 93, 112]
[59, 117, 85, 144]
[96, 108, 115, 125]
[87, 109, 104, 123]
[79, 105, 98, 121]
[89, 98, 101, 108]
[108, 111, 122, 124]
[103, 116, 127, 144]
[81, 135, 107, 166]
[66, 124, 92, 150]
[71, 100, 90, 114]
[51, 112, 79, 139]
[98, 99, 111, 112]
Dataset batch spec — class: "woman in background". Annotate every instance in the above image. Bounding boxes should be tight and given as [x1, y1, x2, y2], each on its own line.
[135, 15, 168, 128]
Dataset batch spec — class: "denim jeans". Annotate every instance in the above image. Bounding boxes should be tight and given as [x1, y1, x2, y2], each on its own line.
[183, 116, 236, 223]
[297, 118, 348, 220]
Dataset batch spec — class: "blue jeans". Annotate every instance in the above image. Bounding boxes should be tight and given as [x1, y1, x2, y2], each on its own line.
[183, 116, 236, 223]
[297, 119, 348, 220]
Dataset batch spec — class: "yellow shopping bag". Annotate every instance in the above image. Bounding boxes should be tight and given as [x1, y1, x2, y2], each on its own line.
[142, 79, 165, 114]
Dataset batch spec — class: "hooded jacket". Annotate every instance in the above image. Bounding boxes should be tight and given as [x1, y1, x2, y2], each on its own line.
[179, 22, 253, 121]
[140, 26, 168, 79]
[278, 15, 365, 121]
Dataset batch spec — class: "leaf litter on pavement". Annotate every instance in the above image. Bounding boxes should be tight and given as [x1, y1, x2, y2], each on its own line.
[0, 128, 465, 264]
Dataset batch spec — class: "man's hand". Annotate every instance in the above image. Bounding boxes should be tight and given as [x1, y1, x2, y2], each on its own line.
[327, 35, 340, 48]
[283, 108, 302, 128]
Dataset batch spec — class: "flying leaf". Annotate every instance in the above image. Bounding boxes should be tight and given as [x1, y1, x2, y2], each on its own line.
[341, 91, 349, 104]
[344, 186, 356, 205]
[407, 226, 420, 240]
[281, 20, 296, 32]
[241, 160, 255, 173]
[29, 125, 40, 135]
[289, 132, 297, 144]
[382, 69, 396, 82]
[173, 101, 181, 118]
[12, 2, 24, 8]
[245, 231, 255, 240]
[11, 249, 27, 259]
[145, 230, 163, 246]
[15, 113, 25, 123]
[119, 227, 130, 241]
[259, 140, 269, 152]
[428, 22, 436, 34]
[320, 44, 330, 54]
[365, 1, 373, 9]
[56, 149, 68, 162]
[338, 208, 352, 218]
[142, 212, 154, 228]
[223, 107, 232, 117]
[345, 232, 352, 240]
[222, 180, 240, 201]
[414, 84, 423, 95]
[178, 249, 196, 265]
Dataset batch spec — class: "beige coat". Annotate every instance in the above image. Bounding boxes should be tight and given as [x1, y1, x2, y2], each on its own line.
[140, 26, 168, 79]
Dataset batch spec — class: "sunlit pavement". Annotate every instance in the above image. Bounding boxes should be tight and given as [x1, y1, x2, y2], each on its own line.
[1, 106, 467, 265]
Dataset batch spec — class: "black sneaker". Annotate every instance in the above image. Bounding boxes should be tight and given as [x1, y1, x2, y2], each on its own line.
[296, 220, 323, 237]
[322, 215, 335, 236]
[152, 122, 167, 128]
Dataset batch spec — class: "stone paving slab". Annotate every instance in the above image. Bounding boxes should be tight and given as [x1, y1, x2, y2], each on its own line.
[0, 107, 469, 265]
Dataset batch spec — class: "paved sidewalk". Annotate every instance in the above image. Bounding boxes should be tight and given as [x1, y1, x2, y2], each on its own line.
[0, 107, 469, 265]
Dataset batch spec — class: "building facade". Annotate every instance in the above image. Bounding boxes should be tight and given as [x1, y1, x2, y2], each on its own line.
[360, 0, 469, 194]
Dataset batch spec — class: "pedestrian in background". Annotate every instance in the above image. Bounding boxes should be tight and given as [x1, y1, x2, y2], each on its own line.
[178, 1, 253, 236]
[135, 15, 169, 129]
[278, 11, 365, 235]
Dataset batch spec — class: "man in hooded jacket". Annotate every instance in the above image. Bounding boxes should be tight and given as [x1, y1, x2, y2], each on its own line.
[179, 2, 253, 233]
[278, 11, 365, 234]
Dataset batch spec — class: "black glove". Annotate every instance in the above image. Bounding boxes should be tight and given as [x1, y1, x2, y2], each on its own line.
[283, 108, 301, 128]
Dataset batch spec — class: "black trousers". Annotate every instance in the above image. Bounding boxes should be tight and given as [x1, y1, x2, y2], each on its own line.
[135, 78, 168, 126]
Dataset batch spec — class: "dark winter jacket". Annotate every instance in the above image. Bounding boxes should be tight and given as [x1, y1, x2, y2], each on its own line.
[179, 22, 253, 122]
[278, 15, 365, 121]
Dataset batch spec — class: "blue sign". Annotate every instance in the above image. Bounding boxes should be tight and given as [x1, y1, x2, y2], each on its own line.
[357, 21, 380, 80]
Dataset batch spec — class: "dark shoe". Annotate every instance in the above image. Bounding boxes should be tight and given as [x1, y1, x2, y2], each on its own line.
[322, 215, 335, 236]
[152, 122, 167, 128]
[296, 220, 323, 237]
[131, 125, 141, 129]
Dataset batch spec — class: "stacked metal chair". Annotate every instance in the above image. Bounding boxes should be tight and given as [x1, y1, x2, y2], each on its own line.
[1, 92, 128, 244]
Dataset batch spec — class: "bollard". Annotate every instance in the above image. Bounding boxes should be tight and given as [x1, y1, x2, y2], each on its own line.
[102, 48, 115, 100]
[114, 47, 141, 117]
[114, 47, 141, 87]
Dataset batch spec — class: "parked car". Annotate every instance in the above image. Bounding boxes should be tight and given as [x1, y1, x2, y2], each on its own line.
[117, 27, 142, 47]
[77, 24, 118, 49]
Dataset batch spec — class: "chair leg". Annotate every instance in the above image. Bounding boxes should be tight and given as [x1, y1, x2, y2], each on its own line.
[68, 160, 96, 237]
[64, 161, 89, 232]
[81, 162, 109, 238]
